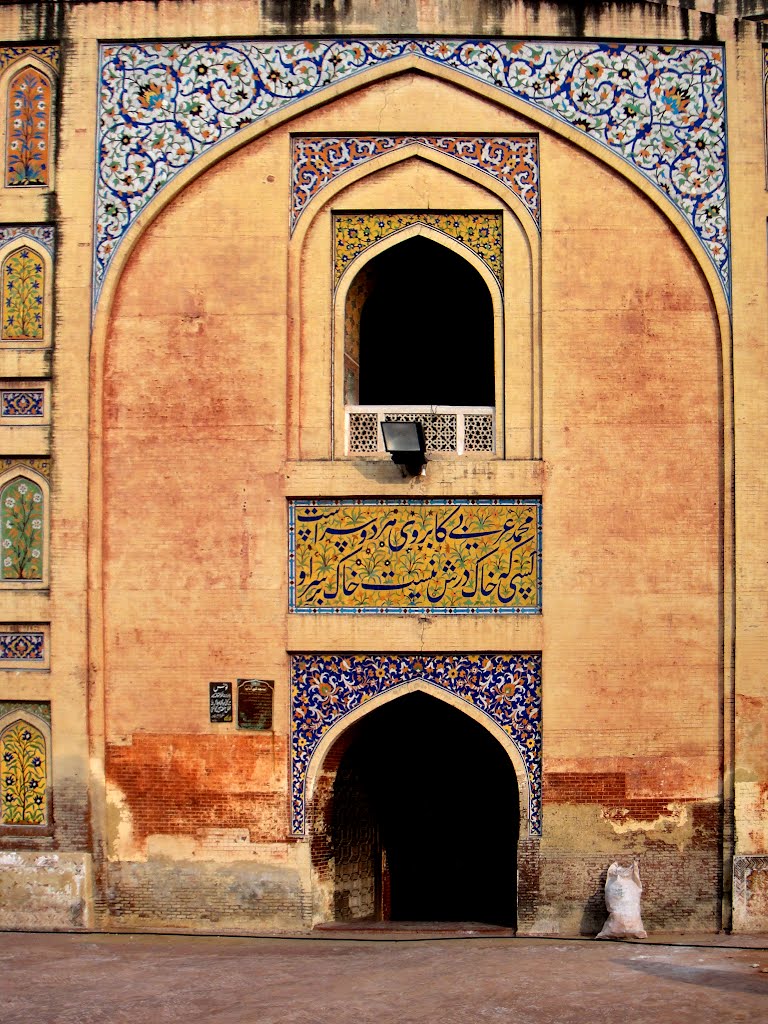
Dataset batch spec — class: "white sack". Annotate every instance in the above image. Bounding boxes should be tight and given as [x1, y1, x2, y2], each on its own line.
[596, 860, 647, 940]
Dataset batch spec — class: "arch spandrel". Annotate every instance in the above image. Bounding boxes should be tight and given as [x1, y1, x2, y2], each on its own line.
[291, 653, 542, 839]
[94, 39, 728, 317]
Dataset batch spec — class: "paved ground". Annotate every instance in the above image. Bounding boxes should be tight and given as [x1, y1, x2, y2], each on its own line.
[1, 930, 766, 1024]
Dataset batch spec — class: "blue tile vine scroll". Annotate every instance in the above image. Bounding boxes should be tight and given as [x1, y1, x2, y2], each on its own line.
[96, 38, 728, 309]
[290, 652, 542, 837]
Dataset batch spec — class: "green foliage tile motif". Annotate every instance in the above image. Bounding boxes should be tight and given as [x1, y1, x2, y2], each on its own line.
[289, 498, 540, 613]
[2, 246, 44, 339]
[1, 718, 46, 824]
[1, 476, 43, 580]
[334, 213, 503, 287]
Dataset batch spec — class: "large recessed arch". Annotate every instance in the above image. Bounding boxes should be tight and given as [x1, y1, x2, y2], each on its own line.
[90, 58, 732, 921]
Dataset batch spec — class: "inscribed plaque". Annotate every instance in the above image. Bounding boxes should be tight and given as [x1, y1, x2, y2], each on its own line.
[289, 498, 540, 614]
[237, 679, 273, 731]
[209, 682, 232, 723]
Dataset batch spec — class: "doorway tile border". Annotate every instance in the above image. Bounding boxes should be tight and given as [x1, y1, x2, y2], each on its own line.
[290, 652, 542, 837]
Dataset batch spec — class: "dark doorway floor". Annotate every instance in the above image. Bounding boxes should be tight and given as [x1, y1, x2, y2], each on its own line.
[331, 692, 519, 927]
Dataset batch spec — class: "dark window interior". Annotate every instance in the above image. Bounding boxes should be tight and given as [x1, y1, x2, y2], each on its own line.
[358, 237, 495, 406]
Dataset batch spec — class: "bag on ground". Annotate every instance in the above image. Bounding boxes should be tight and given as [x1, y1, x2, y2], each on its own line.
[596, 860, 647, 940]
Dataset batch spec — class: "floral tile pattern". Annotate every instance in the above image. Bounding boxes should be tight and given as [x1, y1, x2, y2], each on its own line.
[334, 212, 503, 287]
[6, 65, 53, 187]
[0, 225, 55, 257]
[0, 457, 49, 478]
[95, 38, 728, 307]
[0, 389, 45, 417]
[1, 476, 43, 580]
[2, 245, 44, 340]
[290, 652, 542, 836]
[289, 499, 540, 613]
[0, 712, 47, 825]
[291, 135, 540, 232]
[0, 631, 45, 662]
[0, 47, 58, 77]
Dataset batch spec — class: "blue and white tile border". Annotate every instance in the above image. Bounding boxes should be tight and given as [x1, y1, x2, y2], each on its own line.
[96, 38, 728, 309]
[290, 652, 542, 837]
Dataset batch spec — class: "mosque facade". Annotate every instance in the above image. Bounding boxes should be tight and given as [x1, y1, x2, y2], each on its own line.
[0, 0, 766, 935]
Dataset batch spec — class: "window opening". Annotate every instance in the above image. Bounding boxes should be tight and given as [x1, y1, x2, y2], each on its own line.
[354, 237, 494, 406]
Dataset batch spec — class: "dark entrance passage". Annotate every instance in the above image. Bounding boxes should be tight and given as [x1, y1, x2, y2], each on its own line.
[330, 692, 518, 927]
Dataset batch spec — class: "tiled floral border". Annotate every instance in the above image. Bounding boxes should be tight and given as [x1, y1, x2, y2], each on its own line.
[290, 652, 542, 836]
[291, 135, 540, 233]
[96, 39, 728, 307]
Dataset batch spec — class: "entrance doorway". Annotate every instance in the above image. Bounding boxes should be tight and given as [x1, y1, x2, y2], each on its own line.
[327, 692, 519, 926]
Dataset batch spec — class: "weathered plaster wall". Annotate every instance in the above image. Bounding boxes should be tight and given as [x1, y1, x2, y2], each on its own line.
[0, 852, 92, 929]
[99, 66, 721, 930]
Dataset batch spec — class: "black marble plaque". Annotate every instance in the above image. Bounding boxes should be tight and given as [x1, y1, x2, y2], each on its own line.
[237, 679, 273, 731]
[209, 682, 233, 723]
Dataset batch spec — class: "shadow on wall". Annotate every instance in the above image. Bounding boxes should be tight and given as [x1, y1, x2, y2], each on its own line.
[581, 868, 609, 936]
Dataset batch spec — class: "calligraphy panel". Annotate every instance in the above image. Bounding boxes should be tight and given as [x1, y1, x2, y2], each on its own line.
[289, 498, 540, 614]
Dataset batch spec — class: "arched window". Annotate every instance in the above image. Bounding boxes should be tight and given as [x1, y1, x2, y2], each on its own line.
[342, 234, 499, 456]
[5, 65, 52, 187]
[355, 236, 494, 405]
[1, 245, 44, 340]
[1, 715, 48, 826]
[0, 475, 44, 580]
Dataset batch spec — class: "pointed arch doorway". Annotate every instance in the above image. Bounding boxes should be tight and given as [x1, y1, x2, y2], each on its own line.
[313, 691, 519, 927]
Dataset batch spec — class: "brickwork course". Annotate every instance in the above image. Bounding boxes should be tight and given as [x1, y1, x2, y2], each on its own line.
[0, 0, 766, 937]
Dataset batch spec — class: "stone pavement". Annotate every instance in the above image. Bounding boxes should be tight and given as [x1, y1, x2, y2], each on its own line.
[0, 930, 766, 1024]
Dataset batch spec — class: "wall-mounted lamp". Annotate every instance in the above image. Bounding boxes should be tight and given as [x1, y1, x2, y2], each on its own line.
[381, 420, 427, 477]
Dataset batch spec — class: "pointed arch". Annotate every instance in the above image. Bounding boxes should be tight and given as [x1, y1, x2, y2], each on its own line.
[285, 145, 540, 461]
[4, 62, 53, 188]
[0, 708, 51, 830]
[305, 677, 533, 836]
[0, 463, 49, 588]
[335, 224, 502, 453]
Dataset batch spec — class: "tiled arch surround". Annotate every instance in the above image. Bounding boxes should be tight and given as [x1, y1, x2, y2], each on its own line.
[96, 38, 728, 309]
[290, 653, 542, 837]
